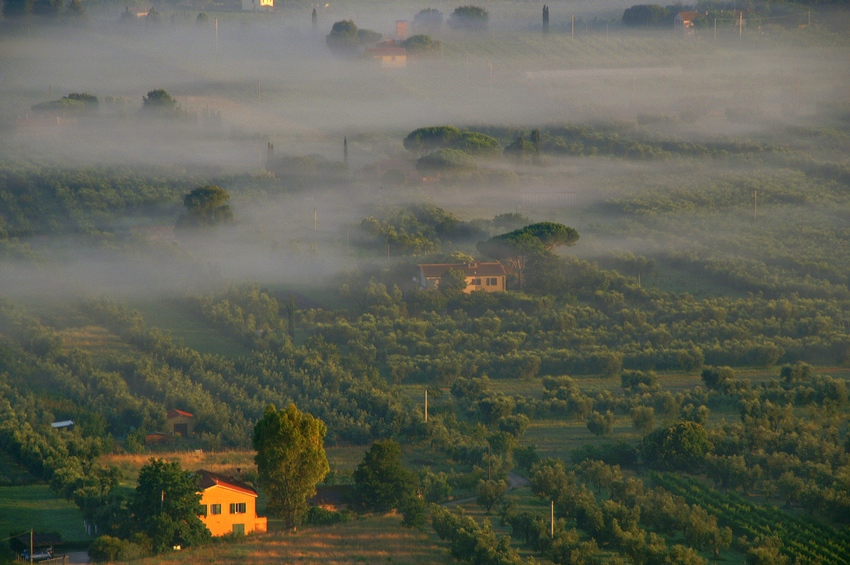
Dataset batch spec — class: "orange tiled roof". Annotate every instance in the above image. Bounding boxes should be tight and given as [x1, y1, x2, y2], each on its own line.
[419, 262, 506, 278]
[197, 470, 258, 497]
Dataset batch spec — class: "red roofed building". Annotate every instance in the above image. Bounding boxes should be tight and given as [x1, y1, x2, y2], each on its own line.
[366, 45, 407, 68]
[197, 470, 267, 536]
[674, 11, 699, 32]
[166, 409, 194, 437]
[418, 262, 507, 293]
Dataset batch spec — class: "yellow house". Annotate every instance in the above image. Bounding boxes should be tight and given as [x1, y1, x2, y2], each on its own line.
[366, 46, 407, 68]
[418, 262, 507, 293]
[197, 470, 267, 536]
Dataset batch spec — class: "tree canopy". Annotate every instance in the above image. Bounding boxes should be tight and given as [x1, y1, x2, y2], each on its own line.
[253, 404, 329, 528]
[642, 421, 713, 471]
[477, 222, 579, 289]
[401, 34, 441, 55]
[622, 4, 672, 27]
[128, 459, 210, 554]
[412, 8, 443, 32]
[141, 89, 177, 111]
[448, 5, 489, 29]
[176, 185, 233, 229]
[351, 439, 417, 512]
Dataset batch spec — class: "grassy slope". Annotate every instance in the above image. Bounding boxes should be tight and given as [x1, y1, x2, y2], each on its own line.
[0, 485, 91, 546]
[129, 298, 251, 358]
[130, 514, 448, 565]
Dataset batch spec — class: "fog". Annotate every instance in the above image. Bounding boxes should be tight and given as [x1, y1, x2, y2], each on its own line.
[1, 0, 849, 301]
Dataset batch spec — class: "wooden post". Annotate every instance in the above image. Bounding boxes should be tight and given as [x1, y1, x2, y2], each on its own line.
[30, 529, 34, 565]
[551, 501, 554, 538]
[313, 208, 317, 231]
[739, 11, 743, 41]
[424, 389, 428, 422]
[754, 191, 757, 220]
[215, 18, 219, 51]
[571, 14, 574, 39]
[714, 18, 717, 40]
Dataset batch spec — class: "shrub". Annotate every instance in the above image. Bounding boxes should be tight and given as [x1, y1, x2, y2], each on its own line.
[303, 505, 352, 526]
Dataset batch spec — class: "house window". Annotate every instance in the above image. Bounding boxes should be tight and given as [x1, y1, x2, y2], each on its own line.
[210, 504, 222, 515]
[199, 505, 208, 516]
[232, 524, 245, 535]
[487, 277, 498, 286]
[230, 502, 247, 514]
[471, 278, 481, 286]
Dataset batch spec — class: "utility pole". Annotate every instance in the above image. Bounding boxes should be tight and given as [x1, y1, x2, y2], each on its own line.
[424, 389, 428, 422]
[344, 136, 348, 169]
[313, 208, 317, 231]
[714, 18, 717, 40]
[551, 501, 554, 538]
[257, 80, 261, 104]
[487, 443, 491, 481]
[571, 14, 574, 40]
[215, 18, 219, 51]
[754, 191, 757, 220]
[739, 11, 743, 42]
[30, 529, 33, 565]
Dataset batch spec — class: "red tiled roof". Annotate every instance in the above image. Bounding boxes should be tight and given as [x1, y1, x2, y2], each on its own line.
[167, 408, 193, 419]
[197, 469, 258, 497]
[676, 11, 699, 20]
[419, 262, 506, 278]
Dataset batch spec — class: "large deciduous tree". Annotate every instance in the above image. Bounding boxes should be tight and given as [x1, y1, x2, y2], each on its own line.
[176, 185, 233, 229]
[642, 421, 712, 471]
[129, 458, 210, 554]
[351, 439, 417, 511]
[448, 5, 488, 29]
[477, 222, 579, 289]
[253, 404, 329, 529]
[142, 89, 177, 111]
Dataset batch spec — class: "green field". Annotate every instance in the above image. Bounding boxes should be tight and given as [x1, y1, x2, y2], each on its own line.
[0, 485, 91, 547]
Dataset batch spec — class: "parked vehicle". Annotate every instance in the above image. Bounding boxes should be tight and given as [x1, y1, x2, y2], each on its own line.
[20, 548, 53, 562]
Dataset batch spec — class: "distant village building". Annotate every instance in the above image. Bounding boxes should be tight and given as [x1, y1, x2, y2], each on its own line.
[51, 420, 74, 432]
[418, 262, 507, 293]
[144, 432, 172, 446]
[242, 0, 273, 12]
[395, 20, 410, 40]
[166, 408, 194, 437]
[366, 44, 407, 68]
[674, 11, 699, 33]
[197, 470, 268, 536]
